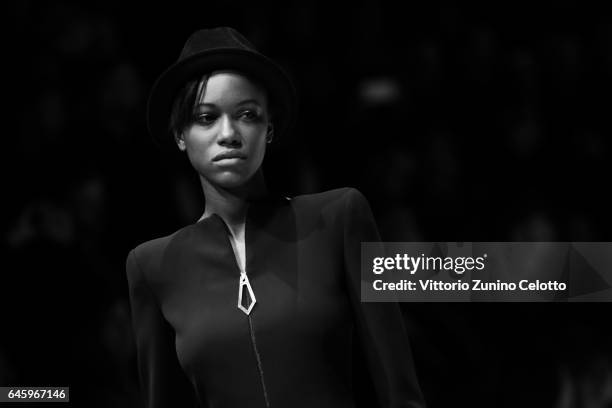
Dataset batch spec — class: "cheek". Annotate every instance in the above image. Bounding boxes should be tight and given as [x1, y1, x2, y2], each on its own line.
[184, 143, 204, 162]
[183, 130, 214, 156]
[183, 140, 215, 173]
[250, 136, 268, 167]
[240, 124, 267, 157]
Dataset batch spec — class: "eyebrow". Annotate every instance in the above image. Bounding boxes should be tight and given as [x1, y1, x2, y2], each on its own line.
[194, 99, 263, 108]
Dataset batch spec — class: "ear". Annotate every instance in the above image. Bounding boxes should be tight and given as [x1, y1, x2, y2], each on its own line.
[266, 123, 274, 143]
[174, 132, 187, 151]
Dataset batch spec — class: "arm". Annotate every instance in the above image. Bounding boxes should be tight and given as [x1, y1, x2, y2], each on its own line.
[343, 189, 426, 408]
[126, 249, 201, 408]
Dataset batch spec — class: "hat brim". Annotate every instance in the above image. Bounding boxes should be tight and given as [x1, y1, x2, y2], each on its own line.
[147, 48, 297, 149]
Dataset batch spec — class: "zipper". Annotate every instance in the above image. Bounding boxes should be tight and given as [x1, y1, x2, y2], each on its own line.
[221, 212, 271, 408]
[248, 315, 270, 408]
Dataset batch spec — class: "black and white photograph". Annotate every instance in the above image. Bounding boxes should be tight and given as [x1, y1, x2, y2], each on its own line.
[3, 2, 612, 407]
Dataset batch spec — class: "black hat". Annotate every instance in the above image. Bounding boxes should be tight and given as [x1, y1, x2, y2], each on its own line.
[147, 27, 297, 148]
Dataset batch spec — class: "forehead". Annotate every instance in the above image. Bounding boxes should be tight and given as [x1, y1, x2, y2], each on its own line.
[200, 71, 267, 105]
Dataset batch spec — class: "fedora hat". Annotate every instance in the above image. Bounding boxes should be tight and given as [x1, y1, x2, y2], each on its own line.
[147, 27, 297, 148]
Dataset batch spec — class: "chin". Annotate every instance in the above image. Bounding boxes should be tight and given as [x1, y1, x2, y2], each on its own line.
[211, 172, 252, 190]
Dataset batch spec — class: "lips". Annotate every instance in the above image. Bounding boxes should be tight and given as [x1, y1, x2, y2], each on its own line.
[212, 151, 247, 162]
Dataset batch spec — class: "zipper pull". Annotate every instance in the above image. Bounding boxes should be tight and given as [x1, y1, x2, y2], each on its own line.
[238, 271, 257, 315]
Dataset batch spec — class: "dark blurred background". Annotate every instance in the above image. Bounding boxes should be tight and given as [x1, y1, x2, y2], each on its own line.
[3, 1, 612, 407]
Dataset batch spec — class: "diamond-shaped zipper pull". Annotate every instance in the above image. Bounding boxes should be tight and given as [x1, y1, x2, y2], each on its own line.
[238, 272, 256, 315]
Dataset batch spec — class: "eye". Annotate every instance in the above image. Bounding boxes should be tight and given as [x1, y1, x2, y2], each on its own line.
[194, 112, 217, 125]
[238, 109, 261, 122]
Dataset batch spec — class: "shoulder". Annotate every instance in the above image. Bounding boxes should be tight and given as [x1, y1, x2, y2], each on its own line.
[289, 187, 369, 213]
[125, 228, 185, 287]
[283, 188, 374, 237]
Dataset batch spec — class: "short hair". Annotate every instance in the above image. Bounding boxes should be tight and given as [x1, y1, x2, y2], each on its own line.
[168, 73, 209, 139]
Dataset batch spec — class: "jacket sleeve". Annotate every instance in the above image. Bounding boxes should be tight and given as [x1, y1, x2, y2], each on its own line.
[343, 189, 426, 408]
[126, 249, 201, 408]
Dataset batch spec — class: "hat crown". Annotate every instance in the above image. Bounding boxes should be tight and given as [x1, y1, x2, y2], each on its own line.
[179, 27, 259, 61]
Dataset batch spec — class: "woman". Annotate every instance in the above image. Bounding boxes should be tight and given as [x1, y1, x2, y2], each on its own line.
[126, 27, 425, 408]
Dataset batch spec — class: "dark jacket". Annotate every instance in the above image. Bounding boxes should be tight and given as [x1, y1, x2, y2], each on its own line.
[126, 187, 425, 408]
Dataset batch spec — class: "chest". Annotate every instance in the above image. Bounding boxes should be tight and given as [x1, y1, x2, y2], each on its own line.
[163, 223, 351, 369]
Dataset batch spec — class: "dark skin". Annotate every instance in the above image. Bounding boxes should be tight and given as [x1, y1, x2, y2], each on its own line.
[175, 71, 273, 269]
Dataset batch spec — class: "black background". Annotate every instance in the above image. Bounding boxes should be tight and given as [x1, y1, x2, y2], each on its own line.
[3, 1, 612, 407]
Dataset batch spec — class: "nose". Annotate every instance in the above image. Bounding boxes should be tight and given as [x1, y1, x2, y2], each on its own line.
[217, 115, 241, 146]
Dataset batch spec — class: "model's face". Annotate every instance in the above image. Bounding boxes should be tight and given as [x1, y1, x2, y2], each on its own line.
[177, 72, 270, 190]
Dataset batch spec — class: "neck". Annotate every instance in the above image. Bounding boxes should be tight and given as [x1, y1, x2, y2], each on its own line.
[199, 170, 268, 229]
